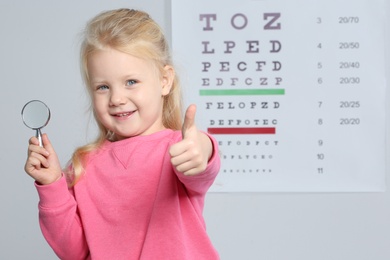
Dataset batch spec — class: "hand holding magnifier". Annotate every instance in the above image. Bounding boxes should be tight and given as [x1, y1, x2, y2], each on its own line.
[21, 100, 51, 147]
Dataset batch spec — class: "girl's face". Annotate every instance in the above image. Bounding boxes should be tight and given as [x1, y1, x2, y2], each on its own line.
[87, 47, 173, 140]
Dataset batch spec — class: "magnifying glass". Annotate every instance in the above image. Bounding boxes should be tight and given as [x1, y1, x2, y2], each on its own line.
[21, 100, 51, 147]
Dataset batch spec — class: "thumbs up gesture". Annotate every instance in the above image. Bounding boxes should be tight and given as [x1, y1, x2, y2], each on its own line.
[169, 104, 213, 176]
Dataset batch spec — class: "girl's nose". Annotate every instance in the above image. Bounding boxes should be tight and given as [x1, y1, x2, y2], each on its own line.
[109, 89, 127, 106]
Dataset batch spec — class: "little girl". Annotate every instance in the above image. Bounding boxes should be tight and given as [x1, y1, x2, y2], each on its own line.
[24, 8, 220, 260]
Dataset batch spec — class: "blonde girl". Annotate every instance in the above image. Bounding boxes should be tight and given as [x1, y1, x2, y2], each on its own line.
[25, 8, 220, 260]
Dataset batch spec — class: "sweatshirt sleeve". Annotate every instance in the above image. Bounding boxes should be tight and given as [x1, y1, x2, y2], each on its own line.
[175, 132, 220, 195]
[35, 175, 89, 260]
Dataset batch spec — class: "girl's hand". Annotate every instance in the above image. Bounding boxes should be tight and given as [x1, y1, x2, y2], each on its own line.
[24, 133, 62, 185]
[169, 104, 212, 176]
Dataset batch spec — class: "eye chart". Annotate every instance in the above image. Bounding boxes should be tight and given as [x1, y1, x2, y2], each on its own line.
[171, 0, 387, 192]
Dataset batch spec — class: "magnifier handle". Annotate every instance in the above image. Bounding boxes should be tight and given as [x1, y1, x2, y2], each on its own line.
[36, 129, 43, 147]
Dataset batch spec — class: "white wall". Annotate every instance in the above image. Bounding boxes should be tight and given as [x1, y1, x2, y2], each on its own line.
[0, 0, 388, 259]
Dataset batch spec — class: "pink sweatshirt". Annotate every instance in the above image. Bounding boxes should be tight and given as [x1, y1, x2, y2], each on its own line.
[35, 129, 220, 260]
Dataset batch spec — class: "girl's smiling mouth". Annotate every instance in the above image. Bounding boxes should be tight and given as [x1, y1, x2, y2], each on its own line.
[112, 111, 136, 118]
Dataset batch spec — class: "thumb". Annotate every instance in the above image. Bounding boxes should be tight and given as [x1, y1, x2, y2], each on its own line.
[182, 104, 197, 138]
[41, 133, 56, 154]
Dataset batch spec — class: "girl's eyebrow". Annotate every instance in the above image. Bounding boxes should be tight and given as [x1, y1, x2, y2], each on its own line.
[89, 79, 106, 85]
[123, 73, 142, 78]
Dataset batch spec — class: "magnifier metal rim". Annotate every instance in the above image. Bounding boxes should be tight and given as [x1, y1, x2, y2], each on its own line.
[21, 100, 51, 130]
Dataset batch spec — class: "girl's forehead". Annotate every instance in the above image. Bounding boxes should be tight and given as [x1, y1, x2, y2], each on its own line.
[86, 49, 162, 81]
[89, 49, 162, 70]
[88, 48, 156, 66]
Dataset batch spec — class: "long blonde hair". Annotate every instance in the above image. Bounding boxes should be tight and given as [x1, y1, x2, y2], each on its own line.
[66, 9, 182, 186]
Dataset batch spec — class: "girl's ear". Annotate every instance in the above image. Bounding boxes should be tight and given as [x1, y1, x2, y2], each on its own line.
[161, 65, 174, 96]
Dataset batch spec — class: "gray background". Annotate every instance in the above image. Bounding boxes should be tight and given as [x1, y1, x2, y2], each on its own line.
[1, 0, 389, 259]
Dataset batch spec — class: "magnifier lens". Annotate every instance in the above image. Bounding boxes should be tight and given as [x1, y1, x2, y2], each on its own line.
[21, 100, 51, 146]
[22, 100, 50, 129]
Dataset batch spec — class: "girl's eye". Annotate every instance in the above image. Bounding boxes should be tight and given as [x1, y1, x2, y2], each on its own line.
[126, 80, 137, 86]
[96, 85, 109, 91]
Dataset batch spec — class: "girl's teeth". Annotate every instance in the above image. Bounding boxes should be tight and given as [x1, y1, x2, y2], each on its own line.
[118, 113, 129, 117]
